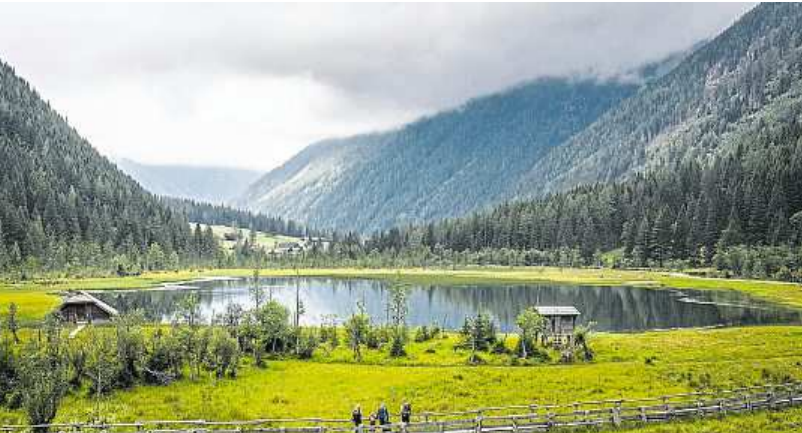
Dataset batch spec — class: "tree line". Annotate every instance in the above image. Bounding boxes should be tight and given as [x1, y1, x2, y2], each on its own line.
[0, 58, 316, 280]
[163, 198, 311, 238]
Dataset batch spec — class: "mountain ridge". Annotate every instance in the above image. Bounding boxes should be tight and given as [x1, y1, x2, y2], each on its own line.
[239, 76, 639, 232]
[515, 3, 802, 198]
[117, 158, 261, 204]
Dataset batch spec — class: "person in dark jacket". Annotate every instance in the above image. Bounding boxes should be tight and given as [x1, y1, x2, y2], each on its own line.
[352, 405, 363, 429]
[377, 402, 390, 431]
[400, 402, 412, 424]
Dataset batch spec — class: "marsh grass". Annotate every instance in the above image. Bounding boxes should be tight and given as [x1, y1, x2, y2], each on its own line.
[1, 325, 801, 426]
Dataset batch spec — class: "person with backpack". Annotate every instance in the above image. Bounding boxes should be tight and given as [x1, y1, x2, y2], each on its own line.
[400, 402, 412, 424]
[352, 405, 363, 431]
[377, 402, 390, 431]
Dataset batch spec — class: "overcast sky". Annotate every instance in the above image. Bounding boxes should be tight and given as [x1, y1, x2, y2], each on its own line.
[0, 3, 753, 171]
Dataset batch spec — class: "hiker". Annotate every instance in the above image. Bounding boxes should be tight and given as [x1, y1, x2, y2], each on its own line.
[352, 405, 363, 430]
[377, 402, 390, 431]
[400, 402, 412, 424]
[369, 412, 378, 433]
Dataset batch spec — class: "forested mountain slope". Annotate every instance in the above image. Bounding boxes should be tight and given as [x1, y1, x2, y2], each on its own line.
[240, 78, 638, 232]
[515, 2, 802, 197]
[0, 60, 207, 274]
[117, 159, 261, 204]
[372, 81, 802, 273]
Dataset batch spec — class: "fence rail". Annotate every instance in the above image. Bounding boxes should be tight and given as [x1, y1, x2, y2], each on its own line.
[3, 383, 801, 433]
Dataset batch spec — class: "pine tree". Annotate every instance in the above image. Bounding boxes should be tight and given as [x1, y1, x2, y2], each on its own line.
[0, 219, 7, 271]
[718, 209, 743, 249]
[193, 224, 203, 263]
[203, 225, 218, 262]
[633, 216, 651, 267]
[650, 208, 672, 266]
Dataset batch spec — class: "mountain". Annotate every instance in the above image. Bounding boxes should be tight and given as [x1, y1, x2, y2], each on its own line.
[239, 77, 638, 232]
[238, 37, 707, 233]
[514, 3, 802, 198]
[0, 60, 203, 273]
[117, 158, 261, 204]
[360, 2, 802, 278]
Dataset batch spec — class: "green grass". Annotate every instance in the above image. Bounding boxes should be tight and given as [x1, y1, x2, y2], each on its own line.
[193, 223, 301, 252]
[2, 325, 802, 427]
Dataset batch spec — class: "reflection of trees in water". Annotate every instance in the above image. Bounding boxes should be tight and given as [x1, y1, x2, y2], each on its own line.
[94, 278, 801, 331]
[422, 284, 801, 331]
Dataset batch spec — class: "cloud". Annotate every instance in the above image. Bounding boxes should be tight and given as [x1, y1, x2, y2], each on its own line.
[0, 3, 753, 170]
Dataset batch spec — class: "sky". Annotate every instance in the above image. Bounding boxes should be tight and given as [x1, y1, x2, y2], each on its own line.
[0, 3, 753, 171]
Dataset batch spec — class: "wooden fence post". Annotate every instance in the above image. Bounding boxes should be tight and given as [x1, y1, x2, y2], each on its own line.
[546, 412, 555, 430]
[475, 410, 483, 433]
[611, 403, 621, 427]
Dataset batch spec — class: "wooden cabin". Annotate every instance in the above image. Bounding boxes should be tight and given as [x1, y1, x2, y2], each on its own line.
[58, 291, 119, 324]
[536, 306, 581, 343]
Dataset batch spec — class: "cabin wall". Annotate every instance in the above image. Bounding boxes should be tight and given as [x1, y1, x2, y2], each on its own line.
[546, 315, 577, 336]
[60, 303, 112, 323]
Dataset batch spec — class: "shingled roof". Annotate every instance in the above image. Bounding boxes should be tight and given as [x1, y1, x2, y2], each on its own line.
[535, 306, 581, 316]
[60, 290, 120, 316]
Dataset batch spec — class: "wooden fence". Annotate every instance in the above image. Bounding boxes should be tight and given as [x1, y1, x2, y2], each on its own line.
[3, 383, 801, 433]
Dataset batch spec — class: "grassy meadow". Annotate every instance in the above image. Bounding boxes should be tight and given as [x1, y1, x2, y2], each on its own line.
[1, 325, 802, 428]
[194, 224, 301, 252]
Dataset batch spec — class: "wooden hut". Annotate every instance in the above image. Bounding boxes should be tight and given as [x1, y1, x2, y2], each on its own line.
[535, 306, 581, 343]
[58, 290, 119, 324]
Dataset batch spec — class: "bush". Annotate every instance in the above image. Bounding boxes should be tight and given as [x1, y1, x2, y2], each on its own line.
[414, 325, 441, 342]
[491, 339, 510, 355]
[206, 328, 240, 378]
[389, 328, 407, 357]
[459, 313, 497, 352]
[295, 331, 319, 360]
[514, 339, 550, 362]
[145, 329, 183, 383]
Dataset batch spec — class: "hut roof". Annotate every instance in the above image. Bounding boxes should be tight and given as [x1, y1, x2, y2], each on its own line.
[535, 306, 581, 317]
[60, 290, 119, 316]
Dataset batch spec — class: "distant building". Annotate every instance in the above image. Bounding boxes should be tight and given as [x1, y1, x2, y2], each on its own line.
[276, 241, 303, 254]
[58, 290, 119, 324]
[305, 236, 331, 252]
[535, 306, 581, 342]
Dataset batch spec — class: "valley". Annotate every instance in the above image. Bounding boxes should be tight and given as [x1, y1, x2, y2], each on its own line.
[2, 3, 802, 433]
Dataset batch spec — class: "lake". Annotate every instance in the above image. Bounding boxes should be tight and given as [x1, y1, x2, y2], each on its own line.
[91, 277, 802, 332]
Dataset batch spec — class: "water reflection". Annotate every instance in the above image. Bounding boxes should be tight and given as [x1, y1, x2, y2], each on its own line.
[92, 277, 802, 332]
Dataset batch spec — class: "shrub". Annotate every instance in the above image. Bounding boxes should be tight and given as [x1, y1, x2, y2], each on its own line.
[389, 328, 407, 357]
[295, 330, 319, 360]
[206, 328, 240, 378]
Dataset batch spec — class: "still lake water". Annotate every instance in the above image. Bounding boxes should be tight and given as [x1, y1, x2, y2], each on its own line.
[91, 277, 802, 332]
